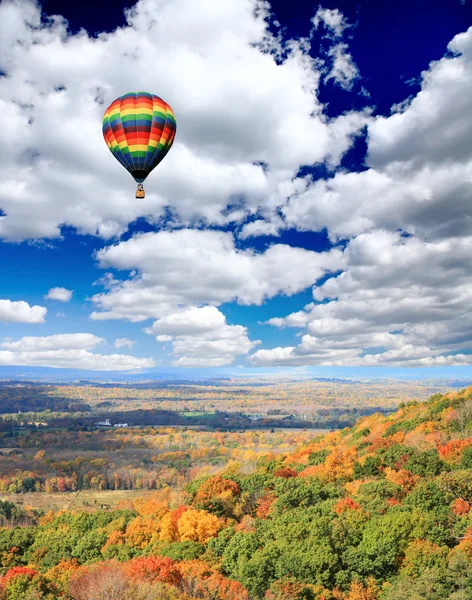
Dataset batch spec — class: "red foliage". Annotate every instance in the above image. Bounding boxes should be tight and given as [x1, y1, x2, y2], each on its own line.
[122, 556, 182, 586]
[334, 497, 360, 514]
[0, 566, 38, 587]
[387, 498, 401, 507]
[452, 498, 471, 515]
[256, 493, 277, 519]
[172, 505, 189, 524]
[274, 467, 298, 479]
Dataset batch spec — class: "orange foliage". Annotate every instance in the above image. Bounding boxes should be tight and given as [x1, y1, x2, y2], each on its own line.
[345, 478, 375, 496]
[45, 559, 80, 591]
[457, 527, 472, 556]
[134, 494, 169, 517]
[334, 498, 360, 514]
[235, 515, 257, 533]
[122, 556, 181, 586]
[288, 431, 342, 465]
[438, 439, 472, 463]
[452, 498, 471, 515]
[101, 530, 126, 554]
[413, 421, 438, 434]
[384, 467, 419, 491]
[333, 577, 379, 600]
[177, 509, 223, 544]
[265, 579, 320, 599]
[274, 467, 298, 479]
[256, 493, 277, 519]
[178, 560, 250, 600]
[194, 476, 240, 511]
[159, 505, 188, 542]
[299, 448, 356, 482]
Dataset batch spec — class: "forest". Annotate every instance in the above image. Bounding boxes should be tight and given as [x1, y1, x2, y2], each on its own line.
[1, 387, 472, 599]
[0, 378, 453, 431]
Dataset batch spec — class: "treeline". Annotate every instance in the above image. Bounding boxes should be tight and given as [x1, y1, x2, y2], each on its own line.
[0, 387, 91, 414]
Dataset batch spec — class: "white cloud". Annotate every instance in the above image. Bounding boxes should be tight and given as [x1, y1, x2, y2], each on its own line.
[146, 306, 259, 367]
[283, 27, 472, 242]
[248, 26, 472, 367]
[2, 333, 103, 351]
[324, 43, 359, 90]
[311, 6, 359, 91]
[156, 335, 172, 343]
[145, 306, 226, 336]
[0, 299, 47, 323]
[252, 230, 472, 366]
[45, 287, 73, 302]
[114, 337, 135, 349]
[312, 7, 350, 39]
[0, 0, 368, 241]
[0, 333, 154, 370]
[90, 229, 345, 321]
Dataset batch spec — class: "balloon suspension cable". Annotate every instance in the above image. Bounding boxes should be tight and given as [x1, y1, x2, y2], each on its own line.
[137, 183, 144, 191]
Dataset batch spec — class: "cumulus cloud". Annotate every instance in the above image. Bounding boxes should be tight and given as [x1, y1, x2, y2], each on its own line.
[0, 333, 154, 370]
[0, 0, 368, 241]
[0, 299, 47, 323]
[252, 230, 472, 366]
[114, 337, 135, 349]
[90, 229, 345, 321]
[146, 306, 259, 367]
[246, 26, 472, 367]
[45, 287, 73, 302]
[283, 27, 472, 242]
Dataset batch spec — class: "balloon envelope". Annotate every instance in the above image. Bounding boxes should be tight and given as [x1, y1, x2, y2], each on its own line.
[102, 92, 176, 183]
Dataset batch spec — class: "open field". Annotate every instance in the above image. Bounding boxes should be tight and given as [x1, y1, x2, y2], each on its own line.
[0, 489, 155, 512]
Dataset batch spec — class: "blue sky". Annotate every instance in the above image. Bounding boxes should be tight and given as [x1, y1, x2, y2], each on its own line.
[0, 0, 471, 373]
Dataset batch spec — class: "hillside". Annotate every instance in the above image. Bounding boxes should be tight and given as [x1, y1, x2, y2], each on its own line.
[2, 388, 472, 599]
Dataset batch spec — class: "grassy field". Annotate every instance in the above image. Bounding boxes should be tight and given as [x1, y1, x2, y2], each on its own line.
[0, 489, 155, 512]
[179, 411, 215, 417]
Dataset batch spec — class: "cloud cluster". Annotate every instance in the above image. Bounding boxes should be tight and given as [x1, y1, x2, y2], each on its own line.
[0, 0, 366, 241]
[0, 333, 154, 370]
[252, 230, 472, 366]
[283, 27, 472, 242]
[91, 228, 344, 321]
[0, 299, 47, 323]
[146, 306, 259, 366]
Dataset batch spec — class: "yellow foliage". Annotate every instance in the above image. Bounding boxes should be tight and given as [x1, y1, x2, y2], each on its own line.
[300, 447, 357, 482]
[125, 516, 161, 549]
[177, 509, 223, 544]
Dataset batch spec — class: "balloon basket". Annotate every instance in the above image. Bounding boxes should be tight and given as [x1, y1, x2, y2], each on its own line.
[136, 184, 145, 199]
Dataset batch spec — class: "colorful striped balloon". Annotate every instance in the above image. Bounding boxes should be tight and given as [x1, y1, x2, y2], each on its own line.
[102, 91, 176, 185]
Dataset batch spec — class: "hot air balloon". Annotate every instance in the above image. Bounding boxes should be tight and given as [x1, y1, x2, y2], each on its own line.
[102, 92, 176, 198]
